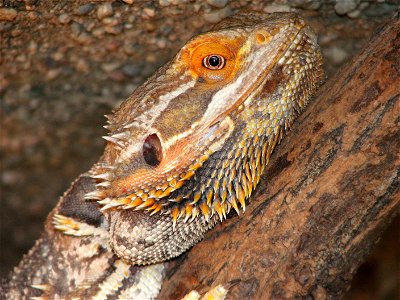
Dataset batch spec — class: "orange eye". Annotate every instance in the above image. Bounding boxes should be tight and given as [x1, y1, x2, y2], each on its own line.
[187, 41, 237, 82]
[203, 55, 225, 70]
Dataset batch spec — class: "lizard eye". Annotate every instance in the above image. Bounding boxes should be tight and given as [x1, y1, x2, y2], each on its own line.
[143, 134, 162, 167]
[203, 55, 225, 70]
[186, 41, 237, 82]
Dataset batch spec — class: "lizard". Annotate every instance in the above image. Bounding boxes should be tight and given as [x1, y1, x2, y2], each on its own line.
[1, 12, 324, 299]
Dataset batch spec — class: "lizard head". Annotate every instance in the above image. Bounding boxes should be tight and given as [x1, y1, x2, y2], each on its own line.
[88, 12, 323, 223]
[85, 12, 324, 264]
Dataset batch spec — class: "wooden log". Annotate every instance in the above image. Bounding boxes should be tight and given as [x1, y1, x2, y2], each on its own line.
[157, 18, 400, 299]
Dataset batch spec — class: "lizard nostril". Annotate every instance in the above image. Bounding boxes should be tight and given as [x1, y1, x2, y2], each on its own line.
[256, 33, 266, 44]
[256, 31, 271, 44]
[143, 134, 163, 167]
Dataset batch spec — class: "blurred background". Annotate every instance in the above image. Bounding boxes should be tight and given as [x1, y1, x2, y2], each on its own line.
[1, 0, 398, 298]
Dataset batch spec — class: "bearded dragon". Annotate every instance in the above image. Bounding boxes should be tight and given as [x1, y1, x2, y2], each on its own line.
[2, 12, 324, 299]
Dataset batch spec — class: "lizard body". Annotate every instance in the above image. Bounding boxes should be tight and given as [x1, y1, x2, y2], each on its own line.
[2, 12, 323, 299]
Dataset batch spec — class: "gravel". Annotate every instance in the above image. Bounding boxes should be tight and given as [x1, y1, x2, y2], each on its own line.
[206, 0, 229, 9]
[97, 3, 114, 20]
[0, 8, 18, 21]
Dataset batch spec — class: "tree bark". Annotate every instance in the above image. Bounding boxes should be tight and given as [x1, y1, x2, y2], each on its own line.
[157, 18, 400, 299]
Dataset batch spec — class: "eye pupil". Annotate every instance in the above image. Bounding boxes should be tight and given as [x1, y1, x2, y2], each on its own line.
[209, 55, 220, 67]
[143, 134, 162, 167]
[203, 54, 225, 70]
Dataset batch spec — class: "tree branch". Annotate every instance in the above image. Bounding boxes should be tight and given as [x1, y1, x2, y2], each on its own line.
[157, 18, 400, 299]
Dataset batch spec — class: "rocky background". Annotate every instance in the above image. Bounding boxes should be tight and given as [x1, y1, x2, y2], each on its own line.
[0, 0, 398, 298]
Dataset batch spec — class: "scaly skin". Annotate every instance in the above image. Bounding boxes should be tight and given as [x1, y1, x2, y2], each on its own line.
[2, 12, 324, 299]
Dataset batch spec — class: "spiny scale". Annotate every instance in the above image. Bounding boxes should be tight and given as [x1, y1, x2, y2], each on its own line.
[91, 130, 278, 227]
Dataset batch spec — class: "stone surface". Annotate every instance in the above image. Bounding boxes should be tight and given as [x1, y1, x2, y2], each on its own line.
[289, 0, 321, 10]
[334, 0, 360, 15]
[76, 3, 95, 16]
[203, 6, 233, 23]
[97, 3, 114, 20]
[0, 8, 18, 21]
[206, 0, 229, 9]
[58, 13, 71, 24]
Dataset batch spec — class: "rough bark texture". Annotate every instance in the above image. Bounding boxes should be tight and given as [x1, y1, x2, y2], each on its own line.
[157, 18, 400, 299]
